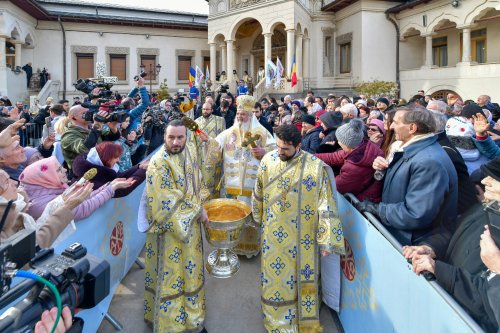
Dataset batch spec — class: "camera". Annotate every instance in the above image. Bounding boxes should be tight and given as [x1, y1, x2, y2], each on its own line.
[484, 201, 500, 247]
[133, 71, 147, 82]
[0, 230, 110, 332]
[73, 79, 114, 100]
[219, 84, 229, 93]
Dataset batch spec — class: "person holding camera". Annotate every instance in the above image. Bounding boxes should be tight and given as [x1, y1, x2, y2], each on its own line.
[120, 76, 149, 133]
[60, 105, 120, 171]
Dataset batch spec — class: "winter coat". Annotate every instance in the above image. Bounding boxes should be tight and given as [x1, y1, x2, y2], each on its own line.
[316, 139, 383, 202]
[0, 194, 74, 249]
[258, 116, 273, 135]
[316, 128, 339, 154]
[126, 86, 150, 132]
[60, 123, 120, 170]
[116, 137, 138, 172]
[72, 153, 145, 197]
[378, 135, 458, 246]
[22, 183, 114, 221]
[301, 126, 323, 154]
[472, 134, 500, 160]
[437, 132, 478, 215]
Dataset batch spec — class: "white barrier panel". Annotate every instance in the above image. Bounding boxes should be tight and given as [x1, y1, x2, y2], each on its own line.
[53, 182, 146, 333]
[336, 194, 483, 333]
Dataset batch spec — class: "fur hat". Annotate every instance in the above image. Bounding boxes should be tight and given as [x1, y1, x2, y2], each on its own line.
[461, 103, 485, 119]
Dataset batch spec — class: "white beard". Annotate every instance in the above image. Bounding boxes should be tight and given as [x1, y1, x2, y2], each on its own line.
[238, 121, 251, 133]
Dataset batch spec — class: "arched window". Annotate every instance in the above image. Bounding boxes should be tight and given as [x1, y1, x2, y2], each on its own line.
[6, 41, 16, 69]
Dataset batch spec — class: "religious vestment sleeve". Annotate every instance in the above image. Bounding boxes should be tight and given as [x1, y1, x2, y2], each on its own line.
[145, 157, 201, 243]
[316, 166, 345, 256]
[251, 161, 265, 224]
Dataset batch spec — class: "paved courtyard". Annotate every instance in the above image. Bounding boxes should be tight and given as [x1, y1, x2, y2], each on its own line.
[98, 239, 343, 333]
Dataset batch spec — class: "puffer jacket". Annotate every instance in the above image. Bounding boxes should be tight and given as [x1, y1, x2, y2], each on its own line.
[315, 139, 384, 202]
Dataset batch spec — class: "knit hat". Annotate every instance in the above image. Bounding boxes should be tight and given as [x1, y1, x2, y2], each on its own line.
[319, 111, 343, 129]
[302, 114, 316, 126]
[291, 100, 302, 108]
[376, 97, 390, 107]
[335, 118, 365, 148]
[461, 103, 485, 119]
[368, 118, 386, 135]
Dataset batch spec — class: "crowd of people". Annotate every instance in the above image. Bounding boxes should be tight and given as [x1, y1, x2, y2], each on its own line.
[0, 75, 499, 333]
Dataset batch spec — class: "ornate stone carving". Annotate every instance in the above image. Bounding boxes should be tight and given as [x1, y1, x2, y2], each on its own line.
[137, 48, 159, 56]
[71, 45, 97, 54]
[105, 47, 130, 55]
[230, 0, 260, 9]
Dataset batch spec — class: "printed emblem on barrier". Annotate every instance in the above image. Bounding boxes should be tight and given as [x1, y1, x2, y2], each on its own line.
[340, 238, 356, 281]
[110, 221, 124, 256]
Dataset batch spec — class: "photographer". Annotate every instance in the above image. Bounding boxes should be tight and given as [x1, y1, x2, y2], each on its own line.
[120, 76, 149, 132]
[60, 105, 120, 171]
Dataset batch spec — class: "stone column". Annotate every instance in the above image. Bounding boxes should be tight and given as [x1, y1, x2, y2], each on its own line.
[209, 42, 217, 82]
[226, 40, 234, 88]
[424, 34, 433, 67]
[461, 27, 472, 63]
[264, 33, 272, 63]
[286, 29, 295, 75]
[303, 37, 310, 79]
[14, 41, 22, 67]
[221, 44, 227, 73]
[0, 36, 6, 68]
[296, 33, 303, 78]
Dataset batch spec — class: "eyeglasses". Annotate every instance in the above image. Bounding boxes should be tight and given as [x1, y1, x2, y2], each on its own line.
[367, 127, 380, 133]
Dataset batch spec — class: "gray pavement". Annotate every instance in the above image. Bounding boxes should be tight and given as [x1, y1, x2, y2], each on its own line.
[98, 237, 342, 333]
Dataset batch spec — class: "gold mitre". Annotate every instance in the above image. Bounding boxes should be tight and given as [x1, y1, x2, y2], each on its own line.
[237, 95, 256, 113]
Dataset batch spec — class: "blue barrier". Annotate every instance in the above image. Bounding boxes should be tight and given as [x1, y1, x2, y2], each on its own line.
[49, 182, 147, 332]
[337, 193, 484, 333]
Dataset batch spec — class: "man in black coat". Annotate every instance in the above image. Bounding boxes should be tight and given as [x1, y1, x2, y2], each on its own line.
[251, 102, 273, 135]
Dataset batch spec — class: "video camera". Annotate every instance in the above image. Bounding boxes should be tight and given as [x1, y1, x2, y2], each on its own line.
[0, 229, 110, 332]
[219, 84, 229, 94]
[74, 78, 130, 123]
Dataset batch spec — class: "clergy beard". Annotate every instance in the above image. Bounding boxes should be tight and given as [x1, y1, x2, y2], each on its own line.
[238, 121, 251, 133]
[165, 142, 186, 155]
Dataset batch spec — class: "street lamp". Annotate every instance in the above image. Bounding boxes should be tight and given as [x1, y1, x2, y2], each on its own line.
[140, 63, 162, 93]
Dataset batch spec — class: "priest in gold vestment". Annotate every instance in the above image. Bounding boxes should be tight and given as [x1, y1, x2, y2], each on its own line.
[195, 102, 225, 200]
[144, 120, 210, 333]
[252, 125, 345, 333]
[212, 95, 276, 257]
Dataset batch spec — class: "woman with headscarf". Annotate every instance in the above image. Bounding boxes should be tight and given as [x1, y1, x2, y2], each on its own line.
[20, 156, 131, 220]
[72, 141, 146, 197]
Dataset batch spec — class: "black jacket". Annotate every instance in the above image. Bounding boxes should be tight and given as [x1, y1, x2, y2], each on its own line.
[301, 126, 323, 154]
[258, 116, 273, 135]
[437, 131, 479, 214]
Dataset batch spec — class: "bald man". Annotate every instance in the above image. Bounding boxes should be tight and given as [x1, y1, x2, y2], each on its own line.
[60, 105, 120, 170]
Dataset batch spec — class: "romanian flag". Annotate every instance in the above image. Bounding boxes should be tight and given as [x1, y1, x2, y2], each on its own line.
[291, 56, 297, 87]
[188, 66, 196, 87]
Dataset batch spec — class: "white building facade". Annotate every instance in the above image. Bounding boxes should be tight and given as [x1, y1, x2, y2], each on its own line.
[0, 0, 209, 102]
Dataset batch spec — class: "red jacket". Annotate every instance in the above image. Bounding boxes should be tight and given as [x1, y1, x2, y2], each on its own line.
[315, 139, 383, 202]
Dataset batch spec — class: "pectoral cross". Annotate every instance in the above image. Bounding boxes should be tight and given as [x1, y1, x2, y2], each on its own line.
[242, 131, 261, 148]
